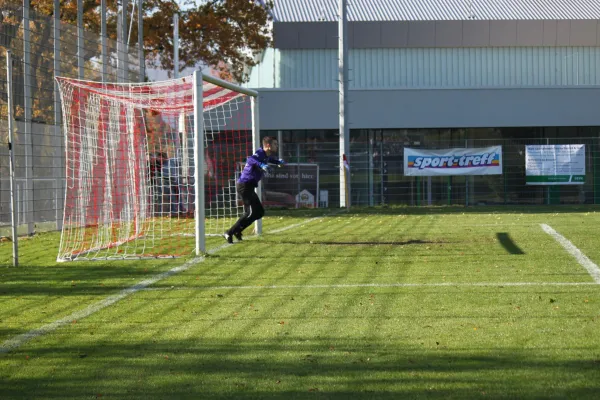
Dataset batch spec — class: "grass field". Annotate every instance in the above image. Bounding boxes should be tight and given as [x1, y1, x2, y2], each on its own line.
[1, 206, 600, 399]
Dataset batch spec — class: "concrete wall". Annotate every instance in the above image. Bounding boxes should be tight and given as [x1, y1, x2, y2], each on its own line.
[0, 120, 64, 233]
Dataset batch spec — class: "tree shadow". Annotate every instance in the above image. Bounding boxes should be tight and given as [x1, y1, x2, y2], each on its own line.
[1, 338, 599, 399]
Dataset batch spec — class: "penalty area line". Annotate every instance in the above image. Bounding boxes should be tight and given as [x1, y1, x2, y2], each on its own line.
[0, 256, 204, 355]
[540, 223, 600, 284]
[267, 215, 327, 234]
[0, 215, 323, 354]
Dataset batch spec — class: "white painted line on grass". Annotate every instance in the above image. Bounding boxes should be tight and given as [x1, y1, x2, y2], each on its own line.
[0, 257, 204, 354]
[540, 223, 600, 284]
[224, 215, 327, 244]
[460, 223, 537, 227]
[268, 216, 325, 234]
[0, 216, 326, 354]
[141, 281, 598, 291]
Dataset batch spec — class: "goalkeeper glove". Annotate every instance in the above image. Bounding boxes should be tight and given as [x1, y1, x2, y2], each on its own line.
[259, 163, 272, 173]
[278, 159, 286, 167]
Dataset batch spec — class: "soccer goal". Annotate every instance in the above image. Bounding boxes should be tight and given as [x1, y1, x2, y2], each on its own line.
[55, 71, 258, 261]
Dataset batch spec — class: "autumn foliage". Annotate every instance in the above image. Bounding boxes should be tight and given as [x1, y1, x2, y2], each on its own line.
[2, 0, 273, 83]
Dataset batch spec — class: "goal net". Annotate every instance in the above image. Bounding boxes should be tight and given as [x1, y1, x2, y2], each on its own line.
[56, 72, 256, 261]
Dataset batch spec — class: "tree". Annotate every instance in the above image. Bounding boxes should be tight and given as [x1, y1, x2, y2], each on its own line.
[174, 0, 273, 82]
[8, 0, 273, 83]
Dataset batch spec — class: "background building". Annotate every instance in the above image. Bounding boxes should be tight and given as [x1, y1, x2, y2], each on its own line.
[246, 0, 600, 206]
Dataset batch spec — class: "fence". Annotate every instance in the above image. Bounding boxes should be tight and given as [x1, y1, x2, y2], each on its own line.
[2, 8, 600, 241]
[0, 3, 142, 237]
[282, 137, 600, 208]
[1, 131, 598, 238]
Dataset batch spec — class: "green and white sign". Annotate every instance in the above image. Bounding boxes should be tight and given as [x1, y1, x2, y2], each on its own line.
[525, 144, 585, 185]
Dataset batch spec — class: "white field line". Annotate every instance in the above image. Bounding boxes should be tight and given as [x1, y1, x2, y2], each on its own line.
[540, 223, 600, 284]
[0, 216, 324, 354]
[268, 216, 326, 234]
[0, 258, 200, 354]
[141, 281, 598, 291]
[459, 223, 537, 227]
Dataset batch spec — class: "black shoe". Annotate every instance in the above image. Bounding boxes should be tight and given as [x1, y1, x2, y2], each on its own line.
[223, 232, 233, 244]
[233, 231, 243, 241]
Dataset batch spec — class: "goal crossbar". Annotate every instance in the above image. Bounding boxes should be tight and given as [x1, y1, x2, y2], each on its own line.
[56, 71, 257, 261]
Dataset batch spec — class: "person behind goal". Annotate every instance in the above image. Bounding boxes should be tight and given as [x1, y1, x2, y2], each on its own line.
[224, 136, 285, 243]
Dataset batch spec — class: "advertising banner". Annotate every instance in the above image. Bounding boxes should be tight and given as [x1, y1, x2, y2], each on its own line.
[263, 163, 319, 208]
[525, 144, 585, 185]
[404, 146, 503, 176]
[237, 163, 320, 208]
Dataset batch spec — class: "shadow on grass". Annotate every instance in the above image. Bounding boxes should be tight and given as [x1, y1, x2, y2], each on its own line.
[1, 338, 599, 399]
[0, 261, 186, 296]
[496, 233, 525, 255]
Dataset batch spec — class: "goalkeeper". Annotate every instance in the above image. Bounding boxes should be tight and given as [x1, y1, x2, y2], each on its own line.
[224, 136, 285, 244]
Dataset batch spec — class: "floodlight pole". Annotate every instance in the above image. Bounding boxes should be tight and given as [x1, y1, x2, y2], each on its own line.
[338, 0, 350, 208]
[77, 0, 84, 78]
[6, 50, 19, 267]
[173, 13, 179, 78]
[138, 0, 144, 81]
[101, 0, 107, 81]
[117, 0, 129, 82]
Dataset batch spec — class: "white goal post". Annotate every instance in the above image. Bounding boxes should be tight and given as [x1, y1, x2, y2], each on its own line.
[56, 71, 258, 261]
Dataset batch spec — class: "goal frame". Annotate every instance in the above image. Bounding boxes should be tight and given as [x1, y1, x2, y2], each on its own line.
[56, 70, 259, 260]
[193, 71, 260, 254]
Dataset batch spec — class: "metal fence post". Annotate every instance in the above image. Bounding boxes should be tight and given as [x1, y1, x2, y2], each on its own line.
[503, 150, 508, 205]
[368, 136, 374, 206]
[380, 142, 386, 205]
[6, 49, 19, 266]
[53, 0, 63, 231]
[592, 138, 600, 204]
[23, 0, 35, 235]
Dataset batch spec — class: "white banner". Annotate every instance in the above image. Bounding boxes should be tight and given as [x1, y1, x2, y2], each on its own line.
[525, 144, 585, 185]
[404, 146, 502, 176]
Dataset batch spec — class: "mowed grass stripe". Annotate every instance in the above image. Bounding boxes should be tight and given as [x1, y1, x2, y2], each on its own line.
[0, 258, 205, 354]
[140, 281, 598, 292]
[0, 215, 326, 353]
[2, 207, 600, 399]
[194, 219, 588, 287]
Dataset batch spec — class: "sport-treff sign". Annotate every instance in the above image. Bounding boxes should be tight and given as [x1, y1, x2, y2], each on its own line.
[404, 146, 502, 176]
[525, 144, 585, 185]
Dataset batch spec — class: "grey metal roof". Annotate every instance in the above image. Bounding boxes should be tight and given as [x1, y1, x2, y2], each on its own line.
[272, 0, 600, 22]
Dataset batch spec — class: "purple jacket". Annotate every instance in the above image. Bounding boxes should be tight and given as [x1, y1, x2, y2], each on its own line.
[238, 148, 281, 187]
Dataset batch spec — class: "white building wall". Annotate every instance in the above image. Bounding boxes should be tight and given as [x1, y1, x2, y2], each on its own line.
[247, 47, 600, 89]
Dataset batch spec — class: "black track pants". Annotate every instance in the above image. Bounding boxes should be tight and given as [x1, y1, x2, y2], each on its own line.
[228, 182, 264, 235]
